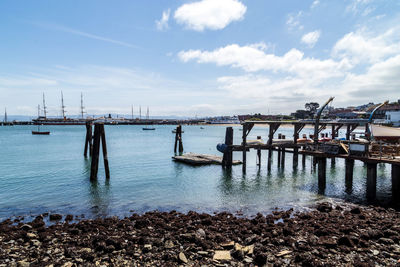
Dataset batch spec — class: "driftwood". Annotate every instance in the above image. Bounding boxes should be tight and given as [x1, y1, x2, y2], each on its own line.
[173, 153, 242, 166]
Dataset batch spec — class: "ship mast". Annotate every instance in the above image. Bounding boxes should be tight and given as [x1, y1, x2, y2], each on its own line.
[139, 106, 141, 120]
[4, 108, 7, 123]
[80, 93, 85, 119]
[147, 106, 149, 120]
[131, 105, 134, 120]
[42, 93, 47, 119]
[37, 105, 40, 119]
[61, 91, 66, 118]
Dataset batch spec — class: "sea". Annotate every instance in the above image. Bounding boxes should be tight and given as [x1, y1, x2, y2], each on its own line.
[0, 124, 393, 221]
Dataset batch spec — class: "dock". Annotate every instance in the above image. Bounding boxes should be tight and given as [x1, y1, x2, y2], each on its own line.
[217, 119, 400, 204]
[173, 153, 242, 165]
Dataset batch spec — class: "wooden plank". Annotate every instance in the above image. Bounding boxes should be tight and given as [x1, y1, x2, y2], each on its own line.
[100, 124, 110, 179]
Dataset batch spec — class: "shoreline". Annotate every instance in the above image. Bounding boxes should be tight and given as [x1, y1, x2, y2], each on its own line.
[1, 202, 400, 266]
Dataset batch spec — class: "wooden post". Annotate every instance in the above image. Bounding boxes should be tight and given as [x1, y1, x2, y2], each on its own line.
[281, 135, 285, 168]
[178, 125, 183, 154]
[256, 136, 261, 167]
[317, 157, 326, 193]
[90, 124, 101, 181]
[392, 164, 400, 204]
[100, 124, 110, 179]
[277, 133, 282, 168]
[222, 127, 233, 168]
[174, 125, 183, 154]
[267, 149, 272, 172]
[84, 122, 93, 157]
[293, 125, 299, 168]
[242, 124, 247, 172]
[345, 159, 354, 194]
[366, 162, 377, 201]
[346, 124, 351, 140]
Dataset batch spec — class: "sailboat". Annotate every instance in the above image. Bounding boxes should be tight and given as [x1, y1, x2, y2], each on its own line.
[32, 104, 50, 135]
[142, 106, 155, 130]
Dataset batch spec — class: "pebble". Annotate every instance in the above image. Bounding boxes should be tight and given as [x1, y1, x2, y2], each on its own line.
[178, 252, 188, 264]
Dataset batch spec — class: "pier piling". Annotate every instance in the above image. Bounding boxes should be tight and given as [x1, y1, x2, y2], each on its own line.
[222, 127, 233, 168]
[84, 122, 93, 157]
[345, 159, 354, 194]
[392, 164, 400, 204]
[256, 136, 261, 167]
[174, 125, 184, 154]
[317, 157, 327, 193]
[90, 123, 110, 180]
[366, 162, 377, 201]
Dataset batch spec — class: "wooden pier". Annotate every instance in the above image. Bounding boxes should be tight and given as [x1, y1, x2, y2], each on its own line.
[220, 120, 400, 204]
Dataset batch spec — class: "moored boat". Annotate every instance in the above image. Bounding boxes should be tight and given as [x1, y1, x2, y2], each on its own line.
[371, 124, 400, 142]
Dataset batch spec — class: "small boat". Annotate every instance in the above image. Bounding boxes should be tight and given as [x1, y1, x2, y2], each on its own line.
[32, 105, 50, 135]
[142, 107, 155, 131]
[200, 127, 205, 129]
[32, 130, 50, 135]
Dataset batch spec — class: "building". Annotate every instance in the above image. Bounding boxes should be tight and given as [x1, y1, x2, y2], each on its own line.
[385, 107, 400, 127]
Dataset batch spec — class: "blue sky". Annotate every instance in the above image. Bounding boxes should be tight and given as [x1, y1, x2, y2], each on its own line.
[0, 0, 399, 117]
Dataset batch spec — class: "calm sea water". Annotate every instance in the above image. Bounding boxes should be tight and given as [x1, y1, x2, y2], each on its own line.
[0, 125, 393, 220]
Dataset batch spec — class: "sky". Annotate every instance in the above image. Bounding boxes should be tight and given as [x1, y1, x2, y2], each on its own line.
[0, 0, 399, 117]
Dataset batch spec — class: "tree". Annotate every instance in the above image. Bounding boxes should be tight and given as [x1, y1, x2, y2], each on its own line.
[305, 102, 320, 114]
[291, 110, 311, 119]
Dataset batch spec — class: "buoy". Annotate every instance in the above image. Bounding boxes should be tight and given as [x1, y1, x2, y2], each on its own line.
[217, 143, 228, 153]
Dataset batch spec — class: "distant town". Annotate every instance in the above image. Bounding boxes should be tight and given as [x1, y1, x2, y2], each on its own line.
[2, 99, 400, 126]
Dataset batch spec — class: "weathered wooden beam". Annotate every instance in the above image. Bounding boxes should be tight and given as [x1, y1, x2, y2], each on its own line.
[256, 136, 261, 167]
[345, 159, 354, 194]
[222, 127, 233, 168]
[242, 124, 247, 172]
[90, 124, 101, 181]
[317, 157, 326, 193]
[178, 125, 183, 154]
[100, 124, 110, 179]
[392, 164, 400, 204]
[84, 122, 93, 157]
[267, 123, 281, 145]
[366, 162, 377, 201]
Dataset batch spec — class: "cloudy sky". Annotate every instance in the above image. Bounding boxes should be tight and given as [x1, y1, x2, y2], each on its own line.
[0, 0, 399, 117]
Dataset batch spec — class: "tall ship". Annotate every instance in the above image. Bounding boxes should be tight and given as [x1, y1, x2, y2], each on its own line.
[32, 92, 92, 125]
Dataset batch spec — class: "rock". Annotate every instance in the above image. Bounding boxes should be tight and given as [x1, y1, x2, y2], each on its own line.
[143, 244, 152, 253]
[17, 261, 30, 267]
[20, 224, 32, 231]
[372, 250, 379, 256]
[164, 240, 174, 249]
[62, 262, 73, 267]
[26, 233, 37, 239]
[179, 252, 188, 264]
[350, 207, 361, 214]
[338, 236, 354, 247]
[196, 228, 206, 238]
[316, 202, 332, 212]
[49, 214, 62, 221]
[378, 237, 395, 245]
[276, 250, 292, 257]
[65, 215, 73, 221]
[79, 248, 92, 253]
[197, 251, 208, 255]
[243, 256, 253, 263]
[213, 250, 232, 261]
[30, 239, 41, 247]
[221, 241, 234, 249]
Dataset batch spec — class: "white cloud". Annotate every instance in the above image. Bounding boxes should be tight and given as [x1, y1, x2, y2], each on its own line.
[311, 0, 320, 9]
[301, 30, 321, 48]
[346, 0, 374, 15]
[155, 9, 170, 31]
[174, 0, 246, 31]
[286, 11, 303, 31]
[332, 28, 400, 64]
[178, 43, 349, 81]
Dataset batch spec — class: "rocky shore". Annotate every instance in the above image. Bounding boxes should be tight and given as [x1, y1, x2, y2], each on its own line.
[1, 203, 400, 266]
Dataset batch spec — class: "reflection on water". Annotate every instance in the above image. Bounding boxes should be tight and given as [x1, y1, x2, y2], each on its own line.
[0, 125, 396, 220]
